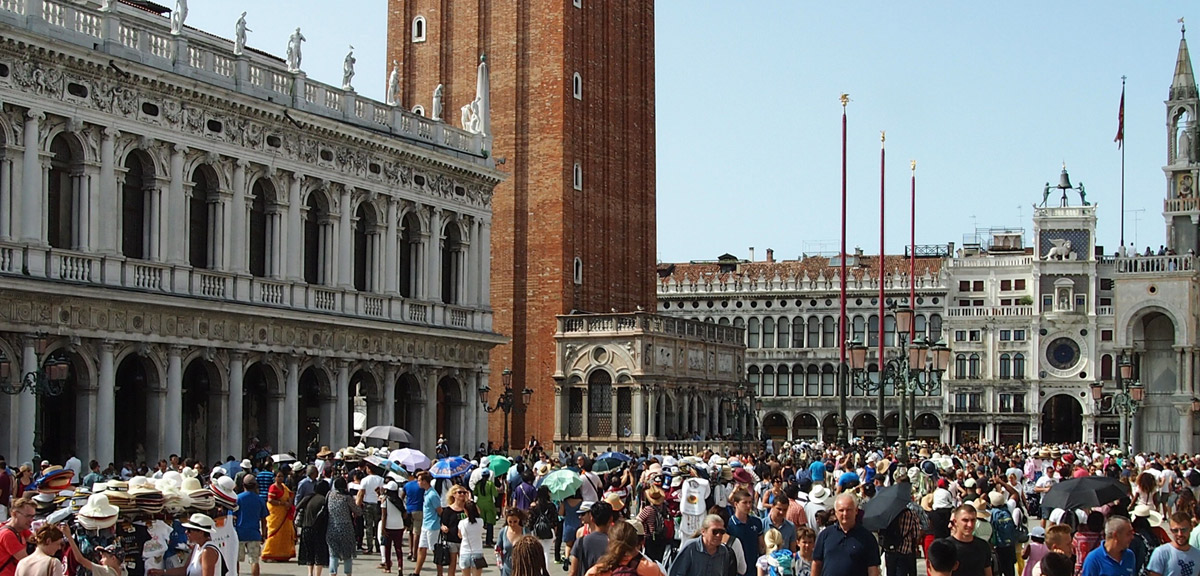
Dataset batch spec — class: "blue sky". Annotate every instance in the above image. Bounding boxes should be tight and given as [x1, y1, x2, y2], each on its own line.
[188, 2, 1192, 262]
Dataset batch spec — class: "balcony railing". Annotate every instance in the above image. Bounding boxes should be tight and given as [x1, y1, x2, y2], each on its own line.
[0, 242, 490, 331]
[1165, 197, 1200, 213]
[558, 312, 744, 346]
[1114, 255, 1195, 274]
[946, 305, 1033, 318]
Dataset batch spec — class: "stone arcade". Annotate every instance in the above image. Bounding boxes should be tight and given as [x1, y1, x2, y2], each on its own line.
[0, 0, 504, 467]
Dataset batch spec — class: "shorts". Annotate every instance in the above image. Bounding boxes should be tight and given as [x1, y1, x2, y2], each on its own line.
[406, 510, 420, 530]
[419, 528, 437, 549]
[238, 541, 263, 564]
[1158, 493, 1170, 505]
[458, 552, 484, 569]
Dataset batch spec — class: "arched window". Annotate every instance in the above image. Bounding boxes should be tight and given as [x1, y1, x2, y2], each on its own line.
[914, 314, 928, 339]
[852, 315, 865, 342]
[777, 365, 789, 397]
[573, 257, 583, 285]
[929, 314, 943, 341]
[821, 316, 835, 348]
[806, 365, 819, 396]
[733, 317, 746, 345]
[883, 315, 896, 346]
[792, 364, 804, 396]
[747, 317, 761, 348]
[762, 317, 775, 348]
[248, 179, 273, 278]
[1101, 354, 1113, 381]
[968, 353, 981, 378]
[572, 72, 582, 100]
[718, 317, 730, 325]
[999, 353, 1011, 380]
[1013, 353, 1026, 379]
[47, 135, 82, 250]
[748, 365, 760, 397]
[807, 317, 820, 348]
[762, 365, 775, 397]
[302, 192, 331, 285]
[586, 370, 612, 436]
[792, 318, 804, 347]
[867, 314, 880, 347]
[821, 364, 836, 396]
[412, 16, 427, 42]
[189, 165, 220, 270]
[399, 212, 421, 298]
[441, 220, 466, 304]
[121, 151, 154, 260]
[777, 317, 789, 349]
[573, 163, 582, 190]
[955, 354, 967, 378]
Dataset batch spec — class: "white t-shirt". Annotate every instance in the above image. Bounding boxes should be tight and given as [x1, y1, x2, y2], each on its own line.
[1159, 469, 1177, 493]
[385, 496, 405, 530]
[580, 472, 603, 503]
[679, 478, 711, 516]
[64, 457, 81, 485]
[458, 518, 485, 556]
[360, 474, 385, 504]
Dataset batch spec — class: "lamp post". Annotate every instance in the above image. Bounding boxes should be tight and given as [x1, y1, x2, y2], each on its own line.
[0, 347, 71, 460]
[1090, 352, 1145, 456]
[847, 306, 950, 462]
[478, 367, 533, 453]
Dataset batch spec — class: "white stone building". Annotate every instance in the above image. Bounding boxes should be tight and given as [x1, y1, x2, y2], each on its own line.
[0, 0, 504, 468]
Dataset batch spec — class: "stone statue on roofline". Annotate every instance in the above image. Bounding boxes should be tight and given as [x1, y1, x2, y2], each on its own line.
[170, 0, 187, 35]
[286, 27, 305, 72]
[386, 61, 400, 106]
[432, 84, 444, 121]
[234, 12, 250, 56]
[342, 46, 356, 91]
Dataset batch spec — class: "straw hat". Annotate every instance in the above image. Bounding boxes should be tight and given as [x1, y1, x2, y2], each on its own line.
[988, 491, 1007, 508]
[181, 513, 215, 533]
[973, 499, 990, 517]
[1132, 504, 1164, 527]
[876, 459, 891, 476]
[603, 492, 626, 511]
[79, 493, 120, 529]
[645, 487, 666, 505]
[317, 446, 333, 458]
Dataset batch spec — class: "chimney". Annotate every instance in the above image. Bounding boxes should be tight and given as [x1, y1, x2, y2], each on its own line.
[766, 248, 775, 263]
[749, 247, 755, 261]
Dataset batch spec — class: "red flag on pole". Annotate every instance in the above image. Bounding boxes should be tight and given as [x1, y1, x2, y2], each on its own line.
[1114, 87, 1125, 148]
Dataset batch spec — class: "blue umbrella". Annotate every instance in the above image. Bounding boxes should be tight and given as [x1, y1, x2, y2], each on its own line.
[596, 452, 631, 462]
[430, 457, 472, 479]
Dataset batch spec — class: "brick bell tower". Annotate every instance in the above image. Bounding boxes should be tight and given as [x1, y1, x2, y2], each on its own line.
[386, 1, 657, 450]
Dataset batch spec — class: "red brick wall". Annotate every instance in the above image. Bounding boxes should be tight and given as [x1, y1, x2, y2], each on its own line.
[386, 0, 656, 450]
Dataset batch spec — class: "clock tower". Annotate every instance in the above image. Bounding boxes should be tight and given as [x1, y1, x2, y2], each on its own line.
[1165, 22, 1199, 252]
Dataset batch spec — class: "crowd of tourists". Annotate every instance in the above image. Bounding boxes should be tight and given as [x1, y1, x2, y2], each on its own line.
[4, 437, 1200, 576]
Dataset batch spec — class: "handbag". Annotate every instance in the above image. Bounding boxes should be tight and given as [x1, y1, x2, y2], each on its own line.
[473, 556, 488, 569]
[433, 535, 452, 567]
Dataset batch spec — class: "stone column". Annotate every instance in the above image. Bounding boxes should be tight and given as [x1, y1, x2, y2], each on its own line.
[610, 387, 619, 439]
[338, 188, 353, 288]
[384, 199, 399, 294]
[632, 386, 645, 439]
[646, 389, 657, 440]
[15, 339, 36, 464]
[476, 372, 489, 449]
[98, 128, 118, 253]
[283, 357, 299, 452]
[1178, 404, 1194, 455]
[467, 219, 480, 305]
[164, 346, 183, 457]
[230, 160, 248, 274]
[286, 175, 303, 281]
[167, 146, 187, 264]
[464, 371, 478, 451]
[427, 208, 442, 301]
[227, 353, 244, 460]
[421, 371, 438, 454]
[335, 361, 350, 448]
[21, 112, 42, 243]
[96, 341, 116, 468]
[554, 382, 565, 441]
[383, 366, 398, 427]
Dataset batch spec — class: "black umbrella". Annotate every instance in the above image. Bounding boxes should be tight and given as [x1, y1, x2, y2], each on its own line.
[862, 482, 912, 531]
[1040, 476, 1129, 510]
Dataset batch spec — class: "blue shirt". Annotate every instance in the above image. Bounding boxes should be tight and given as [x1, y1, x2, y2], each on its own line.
[234, 489, 268, 541]
[422, 487, 441, 531]
[1146, 542, 1200, 576]
[812, 522, 880, 576]
[405, 480, 424, 512]
[808, 461, 826, 483]
[767, 518, 797, 551]
[255, 470, 274, 503]
[727, 514, 764, 576]
[1080, 543, 1135, 576]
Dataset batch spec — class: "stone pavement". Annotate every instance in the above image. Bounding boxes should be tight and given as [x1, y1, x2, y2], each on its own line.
[254, 546, 510, 576]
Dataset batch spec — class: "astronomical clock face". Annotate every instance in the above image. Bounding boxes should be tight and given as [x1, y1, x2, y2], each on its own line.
[1046, 337, 1081, 370]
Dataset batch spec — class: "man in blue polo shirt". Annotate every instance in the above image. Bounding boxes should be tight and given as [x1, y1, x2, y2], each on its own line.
[235, 476, 269, 576]
[727, 489, 764, 576]
[1080, 517, 1135, 576]
[812, 494, 880, 576]
[809, 458, 827, 486]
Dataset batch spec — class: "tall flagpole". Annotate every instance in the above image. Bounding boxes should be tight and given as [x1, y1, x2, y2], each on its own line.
[838, 94, 849, 446]
[1119, 76, 1127, 248]
[877, 131, 886, 446]
[908, 160, 917, 444]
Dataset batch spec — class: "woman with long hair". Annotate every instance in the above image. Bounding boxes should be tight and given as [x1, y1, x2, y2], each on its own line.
[1133, 472, 1159, 510]
[15, 525, 67, 576]
[497, 508, 527, 576]
[262, 470, 297, 561]
[326, 476, 362, 576]
[511, 536, 549, 576]
[297, 482, 331, 576]
[457, 501, 486, 576]
[14, 465, 34, 497]
[440, 485, 470, 576]
[584, 522, 657, 576]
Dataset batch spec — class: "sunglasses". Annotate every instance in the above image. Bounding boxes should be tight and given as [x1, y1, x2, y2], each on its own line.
[709, 529, 726, 536]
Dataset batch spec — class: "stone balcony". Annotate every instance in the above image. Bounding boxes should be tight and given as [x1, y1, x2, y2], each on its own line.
[1111, 254, 1196, 275]
[945, 305, 1034, 318]
[0, 241, 491, 332]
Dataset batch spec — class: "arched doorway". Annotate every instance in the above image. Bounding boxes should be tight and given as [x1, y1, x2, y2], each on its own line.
[883, 412, 901, 442]
[821, 414, 839, 443]
[1140, 312, 1178, 393]
[436, 376, 464, 453]
[182, 358, 221, 464]
[792, 413, 818, 440]
[1041, 394, 1083, 443]
[114, 354, 155, 465]
[37, 348, 84, 465]
[298, 367, 328, 453]
[762, 413, 787, 440]
[243, 362, 278, 455]
[121, 150, 154, 259]
[851, 413, 878, 441]
[913, 413, 941, 440]
[248, 179, 274, 278]
[399, 212, 422, 298]
[394, 373, 422, 443]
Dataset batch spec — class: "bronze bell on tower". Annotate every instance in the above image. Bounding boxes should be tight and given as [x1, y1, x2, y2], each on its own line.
[1057, 165, 1073, 190]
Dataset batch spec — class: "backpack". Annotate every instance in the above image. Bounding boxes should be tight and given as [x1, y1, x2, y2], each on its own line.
[990, 508, 1016, 548]
[880, 512, 905, 551]
[532, 506, 555, 539]
[648, 504, 674, 541]
[907, 501, 930, 534]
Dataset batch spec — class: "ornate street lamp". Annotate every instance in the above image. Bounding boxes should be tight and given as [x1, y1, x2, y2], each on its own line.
[0, 346, 71, 460]
[479, 367, 532, 453]
[1091, 352, 1144, 455]
[847, 306, 949, 462]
